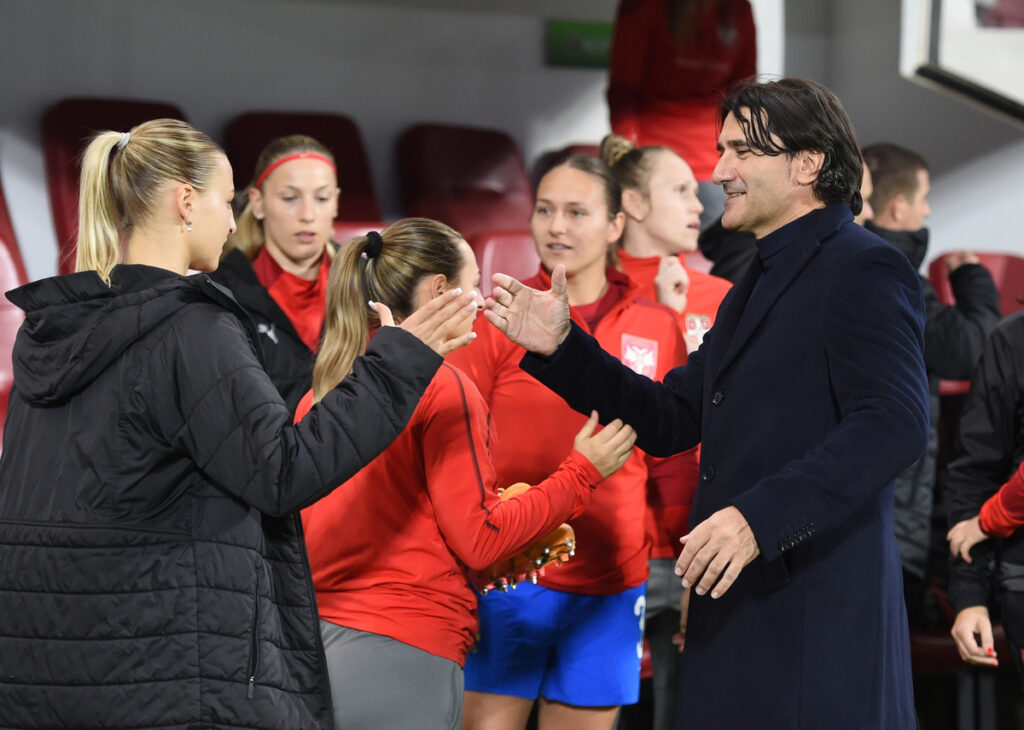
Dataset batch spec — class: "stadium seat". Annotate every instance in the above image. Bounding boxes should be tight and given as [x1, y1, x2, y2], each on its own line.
[42, 98, 188, 274]
[929, 252, 1024, 395]
[397, 123, 533, 240]
[531, 143, 600, 187]
[468, 230, 539, 297]
[332, 220, 389, 248]
[0, 177, 28, 448]
[223, 111, 381, 222]
[929, 252, 1024, 318]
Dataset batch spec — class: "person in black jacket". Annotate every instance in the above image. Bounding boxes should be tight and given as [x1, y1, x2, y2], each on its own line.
[945, 311, 1024, 684]
[213, 135, 340, 412]
[0, 119, 477, 730]
[863, 142, 1001, 626]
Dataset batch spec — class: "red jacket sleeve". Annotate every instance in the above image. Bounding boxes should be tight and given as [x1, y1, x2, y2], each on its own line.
[422, 365, 601, 571]
[980, 461, 1024, 538]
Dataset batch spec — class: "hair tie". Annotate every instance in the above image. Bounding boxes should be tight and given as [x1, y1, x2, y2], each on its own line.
[116, 132, 131, 151]
[363, 231, 384, 260]
[253, 152, 338, 189]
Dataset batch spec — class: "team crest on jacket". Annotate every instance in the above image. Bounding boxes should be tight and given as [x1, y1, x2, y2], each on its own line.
[621, 334, 658, 377]
[685, 313, 713, 346]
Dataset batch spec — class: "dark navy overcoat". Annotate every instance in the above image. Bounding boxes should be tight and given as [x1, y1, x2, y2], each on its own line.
[523, 204, 928, 729]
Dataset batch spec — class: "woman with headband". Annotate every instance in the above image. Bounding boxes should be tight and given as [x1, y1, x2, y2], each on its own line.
[0, 120, 477, 729]
[214, 135, 340, 411]
[298, 218, 638, 729]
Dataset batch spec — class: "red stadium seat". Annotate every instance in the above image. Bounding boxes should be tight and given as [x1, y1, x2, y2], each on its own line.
[398, 124, 533, 240]
[332, 220, 390, 248]
[223, 111, 381, 222]
[0, 178, 28, 448]
[929, 252, 1024, 395]
[42, 98, 188, 275]
[531, 143, 601, 185]
[929, 252, 1024, 317]
[469, 230, 540, 297]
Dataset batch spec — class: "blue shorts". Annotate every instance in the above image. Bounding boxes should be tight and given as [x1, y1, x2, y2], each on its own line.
[465, 582, 646, 707]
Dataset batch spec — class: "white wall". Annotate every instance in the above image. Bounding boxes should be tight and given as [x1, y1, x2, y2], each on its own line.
[0, 0, 782, 282]
[789, 0, 1024, 265]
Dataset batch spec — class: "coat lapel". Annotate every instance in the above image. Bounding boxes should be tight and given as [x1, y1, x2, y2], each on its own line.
[712, 206, 849, 378]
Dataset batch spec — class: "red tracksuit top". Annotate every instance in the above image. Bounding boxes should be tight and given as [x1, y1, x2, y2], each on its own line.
[448, 267, 685, 592]
[617, 249, 732, 558]
[980, 462, 1024, 538]
[608, 0, 757, 180]
[298, 361, 602, 666]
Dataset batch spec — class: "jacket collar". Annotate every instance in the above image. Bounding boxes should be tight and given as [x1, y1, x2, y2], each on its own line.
[864, 221, 929, 270]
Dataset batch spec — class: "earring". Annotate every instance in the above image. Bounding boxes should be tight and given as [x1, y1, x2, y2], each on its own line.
[254, 213, 263, 221]
[186, 220, 193, 232]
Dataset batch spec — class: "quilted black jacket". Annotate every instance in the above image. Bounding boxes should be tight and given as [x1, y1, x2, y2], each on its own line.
[0, 264, 440, 729]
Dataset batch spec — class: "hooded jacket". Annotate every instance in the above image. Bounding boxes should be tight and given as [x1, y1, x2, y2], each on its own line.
[866, 222, 1000, 579]
[0, 264, 440, 729]
[212, 247, 318, 413]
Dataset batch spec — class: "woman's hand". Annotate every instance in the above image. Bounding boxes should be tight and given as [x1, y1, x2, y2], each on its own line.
[484, 265, 571, 356]
[373, 288, 479, 357]
[951, 605, 999, 667]
[947, 515, 988, 563]
[572, 410, 637, 480]
[654, 256, 689, 315]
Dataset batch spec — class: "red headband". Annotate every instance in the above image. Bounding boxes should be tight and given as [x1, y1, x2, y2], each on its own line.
[253, 152, 337, 189]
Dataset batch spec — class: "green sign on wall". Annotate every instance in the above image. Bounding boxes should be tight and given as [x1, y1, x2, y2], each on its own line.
[546, 19, 613, 69]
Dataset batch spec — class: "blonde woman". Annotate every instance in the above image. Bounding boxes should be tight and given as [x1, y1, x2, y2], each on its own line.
[299, 218, 637, 729]
[0, 120, 476, 729]
[215, 135, 340, 411]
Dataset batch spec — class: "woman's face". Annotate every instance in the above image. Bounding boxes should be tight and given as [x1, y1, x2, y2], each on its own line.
[636, 151, 703, 255]
[531, 165, 622, 281]
[249, 156, 339, 267]
[188, 154, 237, 272]
[411, 239, 482, 339]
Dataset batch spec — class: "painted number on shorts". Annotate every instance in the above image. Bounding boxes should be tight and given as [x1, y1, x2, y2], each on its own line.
[634, 595, 646, 660]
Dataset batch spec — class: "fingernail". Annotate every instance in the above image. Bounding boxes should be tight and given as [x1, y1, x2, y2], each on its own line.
[468, 332, 477, 340]
[680, 578, 689, 587]
[695, 587, 704, 596]
[987, 647, 995, 656]
[711, 591, 719, 599]
[674, 567, 682, 576]
[453, 287, 463, 295]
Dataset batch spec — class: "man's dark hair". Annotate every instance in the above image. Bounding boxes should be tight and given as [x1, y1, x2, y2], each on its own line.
[861, 143, 929, 215]
[720, 77, 864, 215]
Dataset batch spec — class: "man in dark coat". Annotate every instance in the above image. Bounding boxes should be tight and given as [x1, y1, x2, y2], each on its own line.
[862, 143, 1000, 625]
[482, 78, 929, 729]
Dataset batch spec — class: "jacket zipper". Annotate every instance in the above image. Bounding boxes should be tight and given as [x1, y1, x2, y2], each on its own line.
[247, 570, 261, 699]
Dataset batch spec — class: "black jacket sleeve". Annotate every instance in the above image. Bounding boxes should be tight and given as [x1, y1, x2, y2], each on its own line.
[946, 316, 1024, 612]
[158, 306, 441, 516]
[923, 263, 1000, 380]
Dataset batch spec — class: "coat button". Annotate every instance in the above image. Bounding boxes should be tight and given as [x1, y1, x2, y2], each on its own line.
[701, 465, 715, 482]
[711, 390, 724, 406]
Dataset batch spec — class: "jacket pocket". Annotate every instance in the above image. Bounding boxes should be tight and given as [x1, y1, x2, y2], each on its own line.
[247, 570, 261, 698]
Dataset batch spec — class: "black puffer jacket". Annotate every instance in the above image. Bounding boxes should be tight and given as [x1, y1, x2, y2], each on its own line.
[212, 248, 319, 413]
[947, 310, 1024, 612]
[867, 222, 1001, 578]
[0, 265, 440, 729]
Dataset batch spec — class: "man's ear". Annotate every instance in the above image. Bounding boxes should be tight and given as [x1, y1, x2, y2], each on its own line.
[794, 149, 825, 186]
[621, 188, 650, 222]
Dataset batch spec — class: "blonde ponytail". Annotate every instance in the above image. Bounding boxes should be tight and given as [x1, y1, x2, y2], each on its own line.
[73, 118, 223, 285]
[76, 132, 124, 285]
[312, 218, 464, 402]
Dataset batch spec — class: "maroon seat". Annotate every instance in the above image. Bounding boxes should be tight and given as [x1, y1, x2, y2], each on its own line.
[42, 98, 187, 275]
[332, 220, 389, 248]
[0, 178, 28, 448]
[531, 143, 601, 186]
[929, 252, 1024, 317]
[469, 230, 539, 298]
[398, 124, 533, 241]
[929, 252, 1024, 395]
[223, 112, 381, 222]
